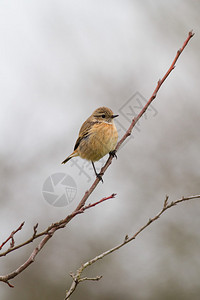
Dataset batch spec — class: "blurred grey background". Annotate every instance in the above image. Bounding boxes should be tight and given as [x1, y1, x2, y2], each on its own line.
[1, 1, 200, 299]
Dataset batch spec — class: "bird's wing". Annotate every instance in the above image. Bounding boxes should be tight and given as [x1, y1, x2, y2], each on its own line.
[74, 119, 98, 151]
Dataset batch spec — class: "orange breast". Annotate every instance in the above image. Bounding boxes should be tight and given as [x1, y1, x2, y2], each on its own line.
[78, 122, 118, 161]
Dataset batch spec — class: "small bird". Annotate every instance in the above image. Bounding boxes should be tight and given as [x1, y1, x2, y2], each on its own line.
[62, 107, 119, 181]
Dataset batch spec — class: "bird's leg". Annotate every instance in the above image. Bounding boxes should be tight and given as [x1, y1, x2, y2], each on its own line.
[109, 149, 117, 159]
[91, 161, 103, 183]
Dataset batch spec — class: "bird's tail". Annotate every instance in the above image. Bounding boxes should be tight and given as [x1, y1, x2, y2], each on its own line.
[61, 150, 78, 164]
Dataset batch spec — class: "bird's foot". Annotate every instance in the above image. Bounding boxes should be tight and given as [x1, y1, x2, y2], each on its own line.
[96, 172, 104, 183]
[109, 150, 117, 159]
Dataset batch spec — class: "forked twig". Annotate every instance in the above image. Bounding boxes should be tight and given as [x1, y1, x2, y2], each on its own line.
[0, 194, 116, 287]
[0, 222, 25, 251]
[65, 194, 200, 299]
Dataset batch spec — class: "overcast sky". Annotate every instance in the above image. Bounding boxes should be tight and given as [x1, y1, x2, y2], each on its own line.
[1, 1, 200, 299]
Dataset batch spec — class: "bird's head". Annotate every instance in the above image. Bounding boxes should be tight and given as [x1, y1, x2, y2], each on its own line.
[92, 107, 118, 124]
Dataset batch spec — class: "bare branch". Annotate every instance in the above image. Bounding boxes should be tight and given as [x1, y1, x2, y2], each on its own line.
[82, 193, 116, 210]
[0, 194, 116, 286]
[65, 194, 200, 299]
[0, 222, 25, 251]
[78, 276, 102, 283]
[0, 31, 195, 289]
[75, 31, 194, 211]
[116, 30, 194, 150]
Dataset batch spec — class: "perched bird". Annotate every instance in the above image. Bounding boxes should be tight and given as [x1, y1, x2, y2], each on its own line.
[62, 107, 118, 181]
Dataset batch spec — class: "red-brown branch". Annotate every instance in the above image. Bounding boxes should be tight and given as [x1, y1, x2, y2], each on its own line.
[0, 194, 116, 287]
[82, 193, 116, 210]
[76, 31, 194, 211]
[0, 222, 25, 251]
[116, 30, 194, 149]
[0, 31, 194, 288]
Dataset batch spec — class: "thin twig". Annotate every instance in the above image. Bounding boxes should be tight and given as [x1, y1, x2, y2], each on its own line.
[65, 194, 200, 299]
[0, 222, 25, 251]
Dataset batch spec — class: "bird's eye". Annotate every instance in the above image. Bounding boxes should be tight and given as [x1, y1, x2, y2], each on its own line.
[102, 114, 106, 118]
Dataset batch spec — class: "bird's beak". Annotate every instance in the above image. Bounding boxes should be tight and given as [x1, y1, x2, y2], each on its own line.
[112, 114, 119, 118]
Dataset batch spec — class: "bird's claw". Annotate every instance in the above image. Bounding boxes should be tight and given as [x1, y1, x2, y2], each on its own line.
[109, 150, 117, 159]
[97, 172, 104, 183]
